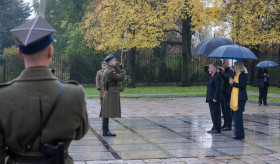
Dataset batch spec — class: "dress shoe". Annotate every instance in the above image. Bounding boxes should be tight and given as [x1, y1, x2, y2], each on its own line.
[211, 130, 221, 134]
[221, 124, 226, 129]
[103, 131, 116, 136]
[222, 126, 232, 131]
[210, 130, 221, 134]
[259, 103, 261, 106]
[264, 104, 268, 106]
[233, 136, 244, 140]
[207, 130, 213, 134]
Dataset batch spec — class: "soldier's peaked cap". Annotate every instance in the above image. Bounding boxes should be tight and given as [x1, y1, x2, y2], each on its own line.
[10, 16, 56, 54]
[104, 54, 116, 63]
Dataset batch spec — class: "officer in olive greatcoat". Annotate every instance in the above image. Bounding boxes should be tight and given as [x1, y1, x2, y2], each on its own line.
[96, 61, 107, 105]
[0, 16, 88, 164]
[100, 54, 126, 136]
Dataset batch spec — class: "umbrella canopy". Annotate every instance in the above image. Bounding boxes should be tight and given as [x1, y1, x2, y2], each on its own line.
[256, 60, 279, 67]
[208, 45, 258, 60]
[192, 37, 235, 55]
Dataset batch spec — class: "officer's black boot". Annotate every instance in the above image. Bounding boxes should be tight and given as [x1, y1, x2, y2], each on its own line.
[102, 118, 116, 136]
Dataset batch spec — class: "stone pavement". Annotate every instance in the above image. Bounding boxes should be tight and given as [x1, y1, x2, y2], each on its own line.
[70, 97, 280, 163]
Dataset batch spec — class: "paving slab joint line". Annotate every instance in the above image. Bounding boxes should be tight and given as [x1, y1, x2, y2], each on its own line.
[143, 116, 229, 157]
[89, 126, 121, 159]
[113, 118, 176, 158]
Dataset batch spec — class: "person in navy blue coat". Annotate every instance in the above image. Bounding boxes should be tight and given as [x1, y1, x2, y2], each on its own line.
[256, 67, 269, 106]
[229, 61, 248, 140]
[206, 64, 222, 133]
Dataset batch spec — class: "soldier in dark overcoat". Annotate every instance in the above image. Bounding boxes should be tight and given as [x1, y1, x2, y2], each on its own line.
[96, 61, 107, 105]
[100, 54, 126, 136]
[0, 16, 88, 164]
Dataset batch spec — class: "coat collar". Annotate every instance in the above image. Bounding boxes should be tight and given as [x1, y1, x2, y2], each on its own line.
[15, 66, 58, 81]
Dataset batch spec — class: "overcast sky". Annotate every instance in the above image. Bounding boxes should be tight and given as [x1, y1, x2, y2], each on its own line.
[23, 0, 36, 19]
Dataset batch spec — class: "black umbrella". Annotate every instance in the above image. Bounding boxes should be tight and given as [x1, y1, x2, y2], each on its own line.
[208, 45, 258, 60]
[192, 37, 235, 55]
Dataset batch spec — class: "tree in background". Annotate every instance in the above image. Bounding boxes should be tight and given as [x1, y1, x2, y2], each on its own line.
[0, 0, 31, 54]
[221, 0, 280, 84]
[81, 0, 222, 87]
[32, 0, 91, 56]
[222, 0, 280, 47]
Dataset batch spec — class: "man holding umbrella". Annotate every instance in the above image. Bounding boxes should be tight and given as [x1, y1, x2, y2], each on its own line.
[218, 59, 234, 131]
[256, 67, 269, 106]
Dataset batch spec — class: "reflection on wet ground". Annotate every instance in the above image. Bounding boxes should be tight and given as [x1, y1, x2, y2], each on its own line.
[71, 97, 280, 163]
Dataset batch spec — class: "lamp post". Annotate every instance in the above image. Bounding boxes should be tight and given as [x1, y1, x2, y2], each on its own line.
[39, 0, 45, 18]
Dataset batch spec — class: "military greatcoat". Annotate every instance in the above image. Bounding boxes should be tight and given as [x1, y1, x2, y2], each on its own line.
[0, 67, 89, 164]
[96, 69, 105, 99]
[100, 65, 126, 118]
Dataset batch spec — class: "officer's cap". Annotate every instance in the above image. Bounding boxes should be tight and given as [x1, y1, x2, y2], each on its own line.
[104, 54, 116, 63]
[10, 16, 56, 54]
[102, 61, 107, 66]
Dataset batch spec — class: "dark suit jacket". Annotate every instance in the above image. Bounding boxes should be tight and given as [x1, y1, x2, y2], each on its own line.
[206, 72, 222, 102]
[232, 72, 248, 101]
[256, 68, 269, 88]
[220, 67, 234, 97]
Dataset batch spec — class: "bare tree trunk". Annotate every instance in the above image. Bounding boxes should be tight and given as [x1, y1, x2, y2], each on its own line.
[181, 16, 192, 86]
[129, 47, 136, 88]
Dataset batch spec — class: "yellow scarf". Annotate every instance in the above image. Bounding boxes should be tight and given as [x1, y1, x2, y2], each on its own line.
[230, 72, 241, 111]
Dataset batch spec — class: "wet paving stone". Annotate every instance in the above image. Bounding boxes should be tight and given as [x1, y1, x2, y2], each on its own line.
[168, 148, 223, 157]
[116, 150, 170, 160]
[70, 152, 115, 161]
[69, 98, 280, 163]
[217, 146, 273, 155]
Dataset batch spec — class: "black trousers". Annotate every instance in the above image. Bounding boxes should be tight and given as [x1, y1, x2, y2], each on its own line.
[259, 83, 268, 105]
[209, 101, 221, 131]
[102, 118, 109, 132]
[234, 100, 246, 138]
[221, 95, 232, 127]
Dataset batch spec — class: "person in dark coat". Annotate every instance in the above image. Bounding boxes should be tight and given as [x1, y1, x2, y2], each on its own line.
[96, 61, 107, 105]
[229, 61, 248, 140]
[0, 16, 88, 163]
[206, 64, 222, 134]
[100, 54, 126, 136]
[256, 67, 269, 106]
[218, 59, 234, 131]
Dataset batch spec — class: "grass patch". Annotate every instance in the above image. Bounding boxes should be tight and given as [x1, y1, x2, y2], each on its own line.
[248, 95, 280, 102]
[84, 85, 280, 101]
[247, 86, 280, 94]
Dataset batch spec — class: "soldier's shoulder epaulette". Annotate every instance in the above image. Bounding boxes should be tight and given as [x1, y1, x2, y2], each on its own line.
[65, 80, 80, 85]
[0, 80, 15, 87]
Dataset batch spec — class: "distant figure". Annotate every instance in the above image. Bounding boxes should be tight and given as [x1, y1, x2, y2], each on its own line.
[218, 59, 234, 131]
[229, 61, 248, 140]
[0, 16, 88, 163]
[206, 64, 222, 134]
[256, 67, 269, 106]
[96, 61, 108, 105]
[100, 54, 126, 136]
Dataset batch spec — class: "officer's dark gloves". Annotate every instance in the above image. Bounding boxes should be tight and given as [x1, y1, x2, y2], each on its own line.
[97, 88, 101, 91]
[119, 64, 123, 69]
